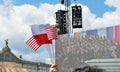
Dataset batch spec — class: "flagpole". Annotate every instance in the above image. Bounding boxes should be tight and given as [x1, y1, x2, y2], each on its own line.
[46, 44, 53, 64]
[51, 40, 55, 64]
[46, 25, 58, 64]
[54, 40, 56, 64]
[49, 44, 55, 64]
[26, 24, 58, 64]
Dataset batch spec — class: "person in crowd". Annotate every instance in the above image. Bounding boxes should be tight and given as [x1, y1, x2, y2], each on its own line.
[49, 64, 104, 72]
[72, 66, 104, 72]
[49, 64, 58, 72]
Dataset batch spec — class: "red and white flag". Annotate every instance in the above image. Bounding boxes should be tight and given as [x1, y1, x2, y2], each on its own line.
[115, 25, 120, 42]
[26, 24, 52, 51]
[26, 36, 40, 51]
[74, 32, 79, 38]
[46, 25, 58, 40]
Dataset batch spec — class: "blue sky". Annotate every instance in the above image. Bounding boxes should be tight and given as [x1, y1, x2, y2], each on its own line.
[0, 0, 115, 17]
[0, 0, 120, 64]
[13, 0, 116, 17]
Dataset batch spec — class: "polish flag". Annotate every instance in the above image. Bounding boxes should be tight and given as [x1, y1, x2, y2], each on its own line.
[26, 24, 52, 51]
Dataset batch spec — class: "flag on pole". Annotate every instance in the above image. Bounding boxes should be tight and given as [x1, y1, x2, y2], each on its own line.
[46, 25, 58, 40]
[26, 24, 52, 51]
[74, 32, 79, 38]
[31, 24, 52, 44]
[115, 25, 120, 42]
[26, 36, 40, 51]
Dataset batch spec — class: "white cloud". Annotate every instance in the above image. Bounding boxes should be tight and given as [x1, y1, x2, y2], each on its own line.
[0, 3, 62, 63]
[12, 49, 22, 58]
[45, 58, 53, 64]
[22, 50, 50, 62]
[0, 3, 63, 41]
[45, 58, 54, 64]
[12, 46, 52, 63]
[104, 0, 120, 8]
[81, 4, 96, 30]
[82, 0, 120, 30]
[3, 0, 14, 5]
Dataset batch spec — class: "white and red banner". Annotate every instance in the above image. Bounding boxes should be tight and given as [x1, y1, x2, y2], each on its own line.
[26, 24, 58, 51]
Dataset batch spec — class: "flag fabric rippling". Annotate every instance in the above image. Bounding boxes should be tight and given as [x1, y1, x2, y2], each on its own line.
[46, 25, 58, 40]
[26, 24, 52, 51]
[26, 36, 40, 51]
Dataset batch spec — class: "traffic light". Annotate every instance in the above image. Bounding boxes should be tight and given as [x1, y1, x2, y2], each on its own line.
[72, 5, 82, 28]
[55, 10, 68, 35]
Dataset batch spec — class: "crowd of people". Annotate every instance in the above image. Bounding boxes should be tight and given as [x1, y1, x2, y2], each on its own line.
[55, 34, 120, 72]
[58, 34, 119, 59]
[49, 64, 104, 72]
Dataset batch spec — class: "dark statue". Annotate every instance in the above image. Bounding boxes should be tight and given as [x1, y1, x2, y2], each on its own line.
[5, 39, 8, 46]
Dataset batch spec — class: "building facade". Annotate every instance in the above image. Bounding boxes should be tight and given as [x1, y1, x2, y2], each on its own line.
[0, 40, 50, 72]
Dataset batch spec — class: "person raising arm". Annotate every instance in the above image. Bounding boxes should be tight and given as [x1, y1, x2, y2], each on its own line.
[49, 64, 58, 72]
